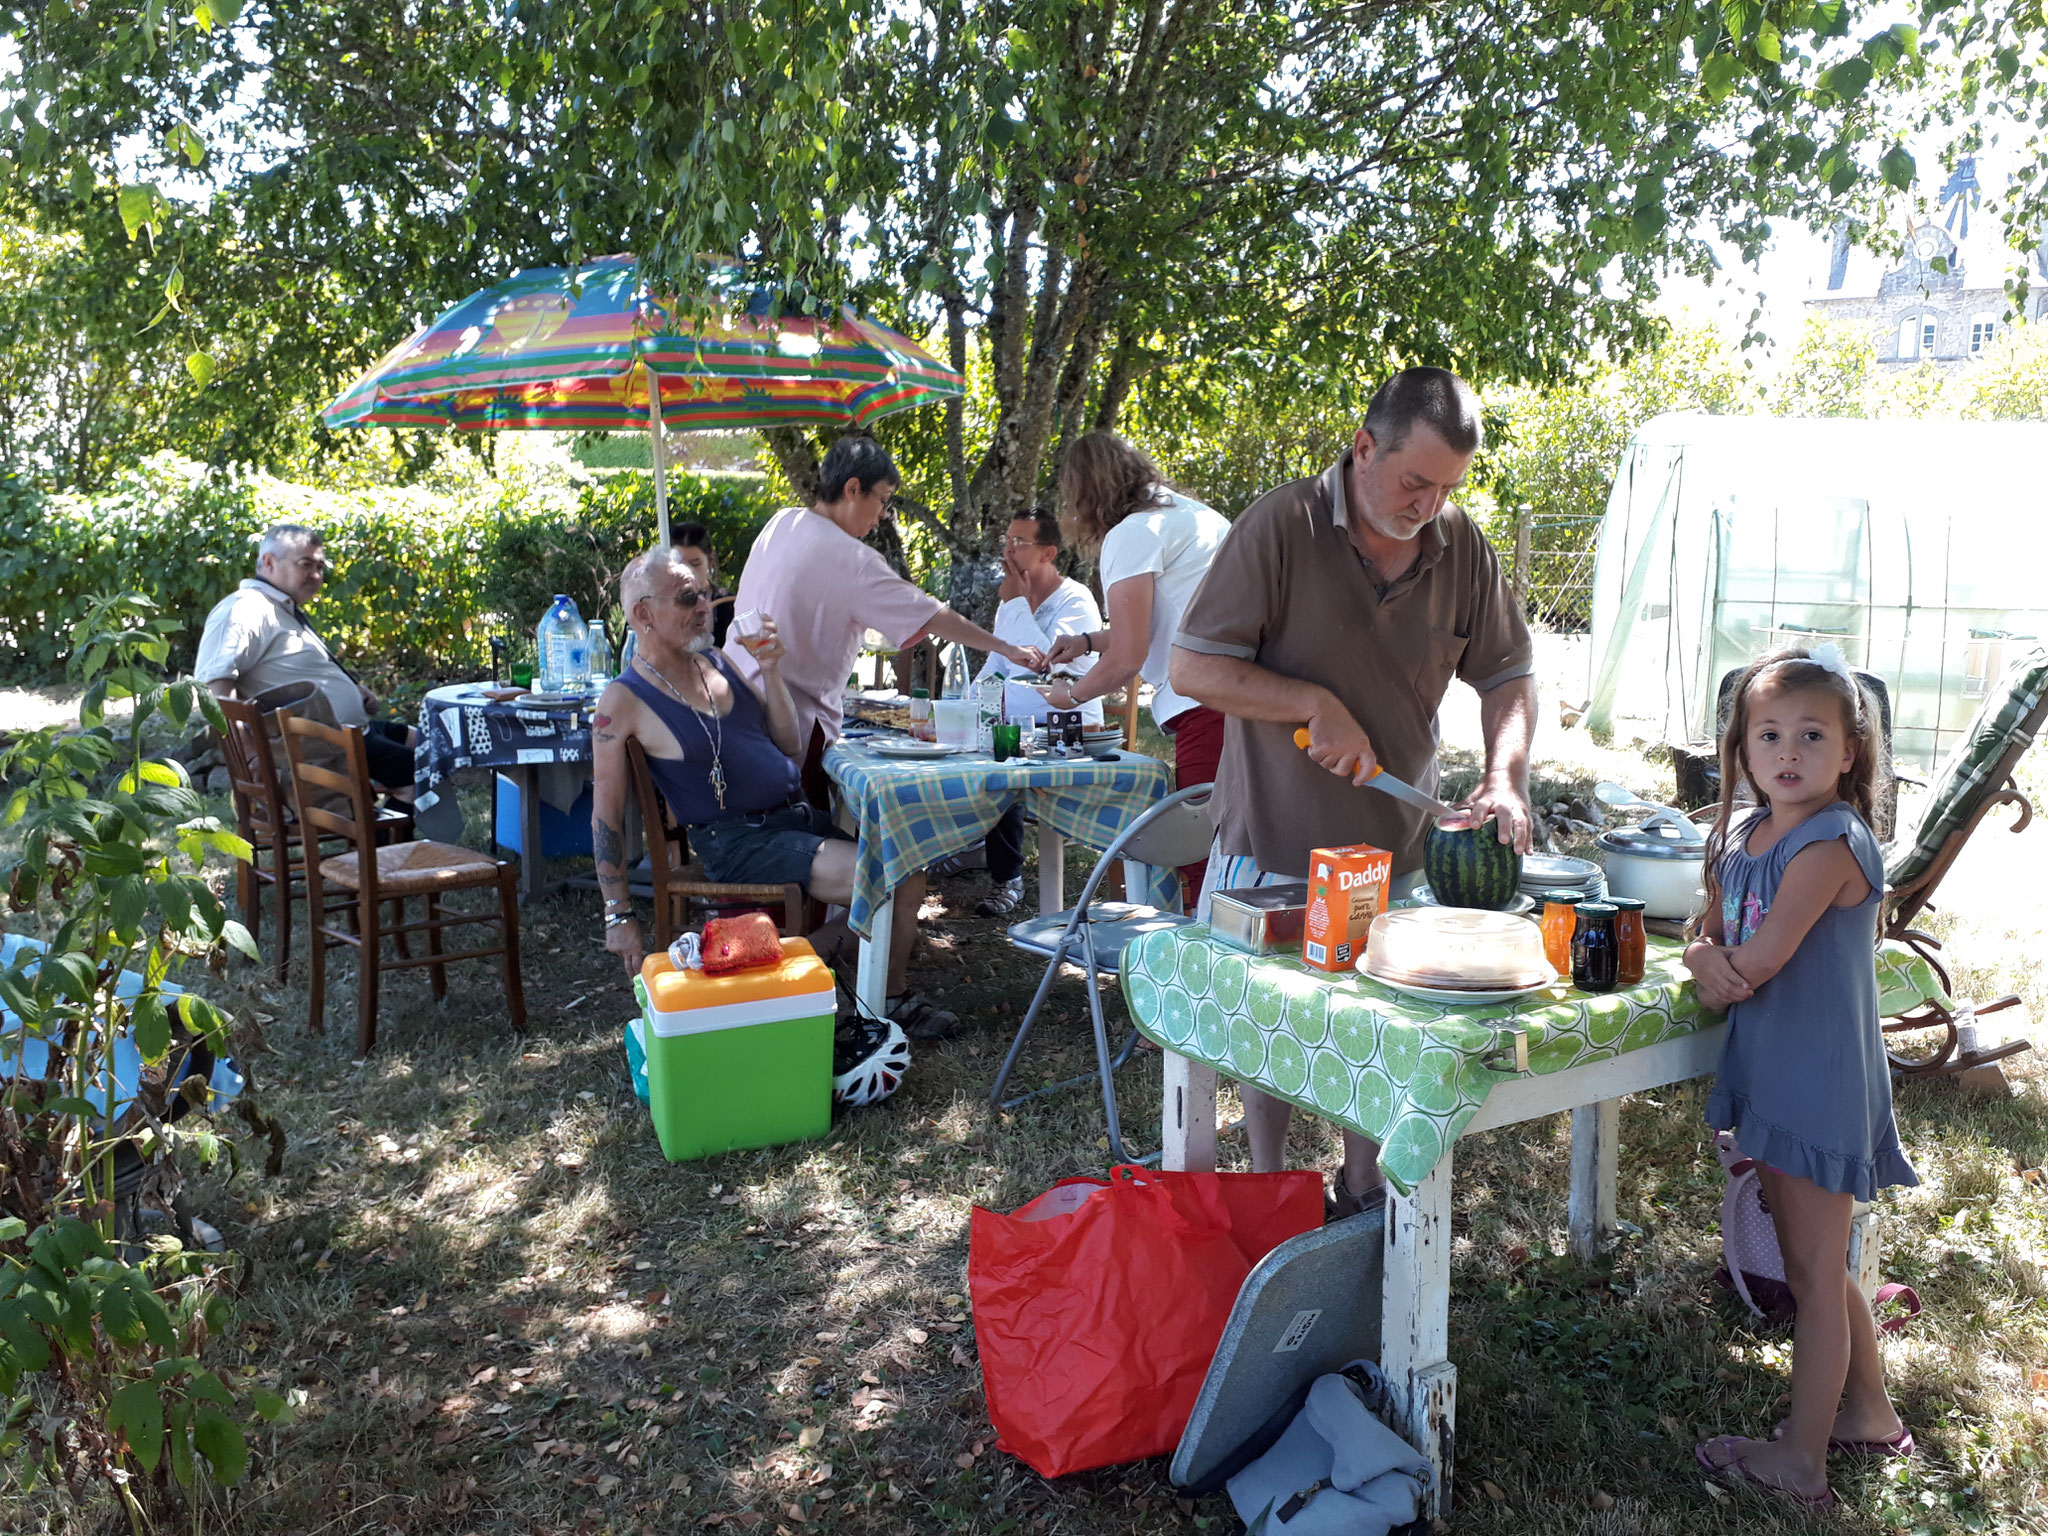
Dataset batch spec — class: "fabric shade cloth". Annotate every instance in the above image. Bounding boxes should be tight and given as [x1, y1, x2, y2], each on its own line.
[322, 254, 965, 541]
[1120, 926, 1951, 1196]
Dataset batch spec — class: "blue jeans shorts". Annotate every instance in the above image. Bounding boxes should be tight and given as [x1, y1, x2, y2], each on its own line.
[690, 801, 851, 887]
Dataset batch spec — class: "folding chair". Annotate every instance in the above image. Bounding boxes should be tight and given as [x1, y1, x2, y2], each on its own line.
[1878, 645, 2048, 1076]
[988, 783, 1215, 1163]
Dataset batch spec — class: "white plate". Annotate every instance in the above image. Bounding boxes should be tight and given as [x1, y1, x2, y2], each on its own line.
[1411, 883, 1537, 916]
[865, 739, 964, 759]
[1358, 967, 1562, 1007]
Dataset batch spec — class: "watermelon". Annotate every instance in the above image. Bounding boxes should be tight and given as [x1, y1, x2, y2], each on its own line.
[1423, 817, 1523, 910]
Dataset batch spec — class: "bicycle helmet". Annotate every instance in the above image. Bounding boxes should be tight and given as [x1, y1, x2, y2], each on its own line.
[832, 1017, 910, 1108]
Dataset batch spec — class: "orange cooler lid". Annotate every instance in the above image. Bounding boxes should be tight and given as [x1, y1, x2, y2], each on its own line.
[641, 936, 834, 1016]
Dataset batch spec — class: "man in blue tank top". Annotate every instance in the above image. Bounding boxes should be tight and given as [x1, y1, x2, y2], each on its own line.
[589, 548, 959, 1038]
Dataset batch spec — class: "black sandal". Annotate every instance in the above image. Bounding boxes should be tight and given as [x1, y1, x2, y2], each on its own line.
[887, 993, 961, 1041]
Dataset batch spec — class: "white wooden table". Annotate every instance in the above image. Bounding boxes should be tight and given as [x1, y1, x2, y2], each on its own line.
[1161, 1023, 1883, 1518]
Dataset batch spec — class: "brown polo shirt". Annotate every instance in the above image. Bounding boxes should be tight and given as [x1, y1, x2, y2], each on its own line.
[1173, 452, 1533, 878]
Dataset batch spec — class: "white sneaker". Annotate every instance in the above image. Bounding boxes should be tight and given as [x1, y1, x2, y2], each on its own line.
[975, 877, 1025, 917]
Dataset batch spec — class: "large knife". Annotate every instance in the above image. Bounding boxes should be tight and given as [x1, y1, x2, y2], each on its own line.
[1292, 727, 1460, 821]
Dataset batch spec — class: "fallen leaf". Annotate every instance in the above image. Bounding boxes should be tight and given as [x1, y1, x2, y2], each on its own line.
[1658, 1414, 1686, 1438]
[950, 1344, 972, 1367]
[1702, 1479, 1729, 1503]
[932, 1321, 962, 1333]
[784, 1504, 805, 1521]
[471, 1366, 498, 1386]
[797, 1425, 823, 1449]
[954, 1452, 976, 1469]
[971, 1440, 985, 1456]
[904, 1328, 929, 1346]
[720, 1194, 743, 1205]
[814, 1331, 842, 1343]
[940, 1293, 963, 1307]
[860, 1370, 880, 1386]
[1481, 1480, 1506, 1503]
[596, 1473, 620, 1495]
[1591, 1490, 1615, 1512]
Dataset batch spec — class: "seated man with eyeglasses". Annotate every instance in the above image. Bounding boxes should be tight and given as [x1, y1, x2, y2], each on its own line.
[195, 523, 419, 794]
[589, 546, 962, 1039]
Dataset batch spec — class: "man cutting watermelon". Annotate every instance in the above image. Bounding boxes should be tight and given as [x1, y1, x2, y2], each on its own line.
[1169, 366, 1537, 1216]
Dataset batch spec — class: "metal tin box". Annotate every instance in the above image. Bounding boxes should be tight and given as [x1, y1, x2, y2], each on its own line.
[1208, 883, 1310, 955]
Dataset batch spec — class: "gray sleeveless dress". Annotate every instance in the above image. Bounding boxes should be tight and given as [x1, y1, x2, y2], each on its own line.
[1704, 802, 1918, 1200]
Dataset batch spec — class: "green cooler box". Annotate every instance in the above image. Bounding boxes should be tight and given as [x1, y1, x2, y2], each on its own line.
[638, 937, 836, 1161]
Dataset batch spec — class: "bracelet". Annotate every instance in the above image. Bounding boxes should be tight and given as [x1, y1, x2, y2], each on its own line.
[1086, 631, 1099, 653]
[605, 913, 636, 929]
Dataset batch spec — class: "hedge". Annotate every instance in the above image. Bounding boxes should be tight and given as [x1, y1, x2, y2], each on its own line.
[0, 455, 784, 681]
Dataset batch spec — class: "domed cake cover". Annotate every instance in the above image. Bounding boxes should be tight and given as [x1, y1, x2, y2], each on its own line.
[1363, 907, 1552, 990]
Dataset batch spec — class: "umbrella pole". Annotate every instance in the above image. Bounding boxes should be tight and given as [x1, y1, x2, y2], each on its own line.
[647, 370, 671, 547]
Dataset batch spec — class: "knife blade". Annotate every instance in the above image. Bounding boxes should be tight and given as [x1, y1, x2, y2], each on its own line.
[1291, 727, 1460, 820]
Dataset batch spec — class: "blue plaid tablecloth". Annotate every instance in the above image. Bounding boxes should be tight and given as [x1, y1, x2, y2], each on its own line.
[823, 739, 1179, 938]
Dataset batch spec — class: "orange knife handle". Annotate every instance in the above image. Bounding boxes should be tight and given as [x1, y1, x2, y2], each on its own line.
[1293, 726, 1373, 779]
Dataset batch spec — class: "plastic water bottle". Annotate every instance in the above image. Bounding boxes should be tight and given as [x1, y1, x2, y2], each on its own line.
[587, 621, 611, 688]
[536, 595, 590, 692]
[943, 644, 969, 699]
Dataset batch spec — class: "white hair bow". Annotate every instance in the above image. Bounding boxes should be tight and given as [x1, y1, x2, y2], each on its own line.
[1807, 641, 1856, 687]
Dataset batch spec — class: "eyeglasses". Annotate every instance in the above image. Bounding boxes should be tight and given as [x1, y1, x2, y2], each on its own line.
[1003, 536, 1048, 550]
[670, 589, 709, 610]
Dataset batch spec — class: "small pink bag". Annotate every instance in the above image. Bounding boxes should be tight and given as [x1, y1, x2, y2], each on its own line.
[1712, 1131, 1921, 1330]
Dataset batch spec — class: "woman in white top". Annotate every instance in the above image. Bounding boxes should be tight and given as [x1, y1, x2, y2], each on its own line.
[1043, 431, 1231, 906]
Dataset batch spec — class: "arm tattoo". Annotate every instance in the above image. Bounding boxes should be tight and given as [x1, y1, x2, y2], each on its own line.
[593, 817, 626, 873]
[593, 712, 613, 729]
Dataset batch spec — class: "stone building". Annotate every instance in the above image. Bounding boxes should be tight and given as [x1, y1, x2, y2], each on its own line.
[1802, 157, 2047, 370]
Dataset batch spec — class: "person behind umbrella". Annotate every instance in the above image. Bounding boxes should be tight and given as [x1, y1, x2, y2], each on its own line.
[722, 435, 1049, 809]
[194, 523, 419, 795]
[670, 521, 733, 648]
[589, 547, 960, 1036]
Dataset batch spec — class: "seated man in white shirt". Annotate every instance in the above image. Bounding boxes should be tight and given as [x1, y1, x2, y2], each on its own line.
[194, 524, 419, 793]
[962, 508, 1102, 916]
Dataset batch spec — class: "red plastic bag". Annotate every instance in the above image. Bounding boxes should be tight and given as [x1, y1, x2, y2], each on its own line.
[968, 1166, 1322, 1478]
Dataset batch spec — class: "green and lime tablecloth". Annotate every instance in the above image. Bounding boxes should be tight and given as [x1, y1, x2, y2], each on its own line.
[823, 740, 1176, 939]
[1121, 928, 1951, 1195]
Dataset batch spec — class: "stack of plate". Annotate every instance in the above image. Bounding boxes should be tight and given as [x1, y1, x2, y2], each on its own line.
[1519, 853, 1604, 905]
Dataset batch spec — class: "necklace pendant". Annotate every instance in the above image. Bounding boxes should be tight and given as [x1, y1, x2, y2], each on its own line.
[711, 760, 728, 811]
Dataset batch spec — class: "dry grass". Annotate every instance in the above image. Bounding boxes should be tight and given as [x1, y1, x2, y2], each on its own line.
[7, 681, 2047, 1536]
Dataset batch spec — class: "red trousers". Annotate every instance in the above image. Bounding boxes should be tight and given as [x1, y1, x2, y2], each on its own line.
[1160, 704, 1224, 910]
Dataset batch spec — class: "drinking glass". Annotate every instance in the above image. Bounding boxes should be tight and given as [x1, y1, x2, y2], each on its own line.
[992, 722, 1021, 761]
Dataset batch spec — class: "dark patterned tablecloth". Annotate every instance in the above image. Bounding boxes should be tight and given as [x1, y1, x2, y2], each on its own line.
[413, 682, 599, 813]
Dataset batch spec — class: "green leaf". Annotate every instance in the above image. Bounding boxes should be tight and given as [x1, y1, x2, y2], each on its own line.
[1700, 53, 1740, 101]
[221, 920, 260, 961]
[133, 994, 172, 1062]
[109, 1380, 165, 1472]
[1819, 56, 1873, 100]
[1879, 144, 1916, 190]
[41, 952, 97, 1006]
[192, 1409, 248, 1486]
[0, 1218, 26, 1243]
[116, 184, 168, 244]
[1753, 20, 1780, 61]
[250, 1387, 295, 1424]
[186, 351, 216, 388]
[189, 1369, 235, 1407]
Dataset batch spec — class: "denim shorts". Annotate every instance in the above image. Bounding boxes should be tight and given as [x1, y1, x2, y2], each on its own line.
[690, 801, 851, 887]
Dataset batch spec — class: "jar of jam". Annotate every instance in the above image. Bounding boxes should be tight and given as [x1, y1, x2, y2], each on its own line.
[1571, 901, 1620, 993]
[1608, 896, 1648, 986]
[1538, 889, 1585, 977]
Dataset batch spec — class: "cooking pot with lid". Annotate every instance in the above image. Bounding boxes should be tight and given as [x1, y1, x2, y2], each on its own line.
[1596, 823, 1705, 921]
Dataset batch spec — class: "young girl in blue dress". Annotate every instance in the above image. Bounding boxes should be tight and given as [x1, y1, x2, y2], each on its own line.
[1683, 646, 1918, 1512]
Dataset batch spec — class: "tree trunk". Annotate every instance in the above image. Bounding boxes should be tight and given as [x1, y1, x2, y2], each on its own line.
[762, 426, 820, 504]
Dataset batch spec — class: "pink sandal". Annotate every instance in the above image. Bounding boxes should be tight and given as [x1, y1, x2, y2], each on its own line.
[1694, 1436, 1838, 1512]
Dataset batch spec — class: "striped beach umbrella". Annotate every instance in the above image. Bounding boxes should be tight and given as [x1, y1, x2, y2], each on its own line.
[322, 254, 963, 541]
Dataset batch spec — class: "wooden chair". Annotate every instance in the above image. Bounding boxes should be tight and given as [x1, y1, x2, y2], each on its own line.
[279, 713, 524, 1054]
[623, 737, 806, 951]
[216, 697, 413, 984]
